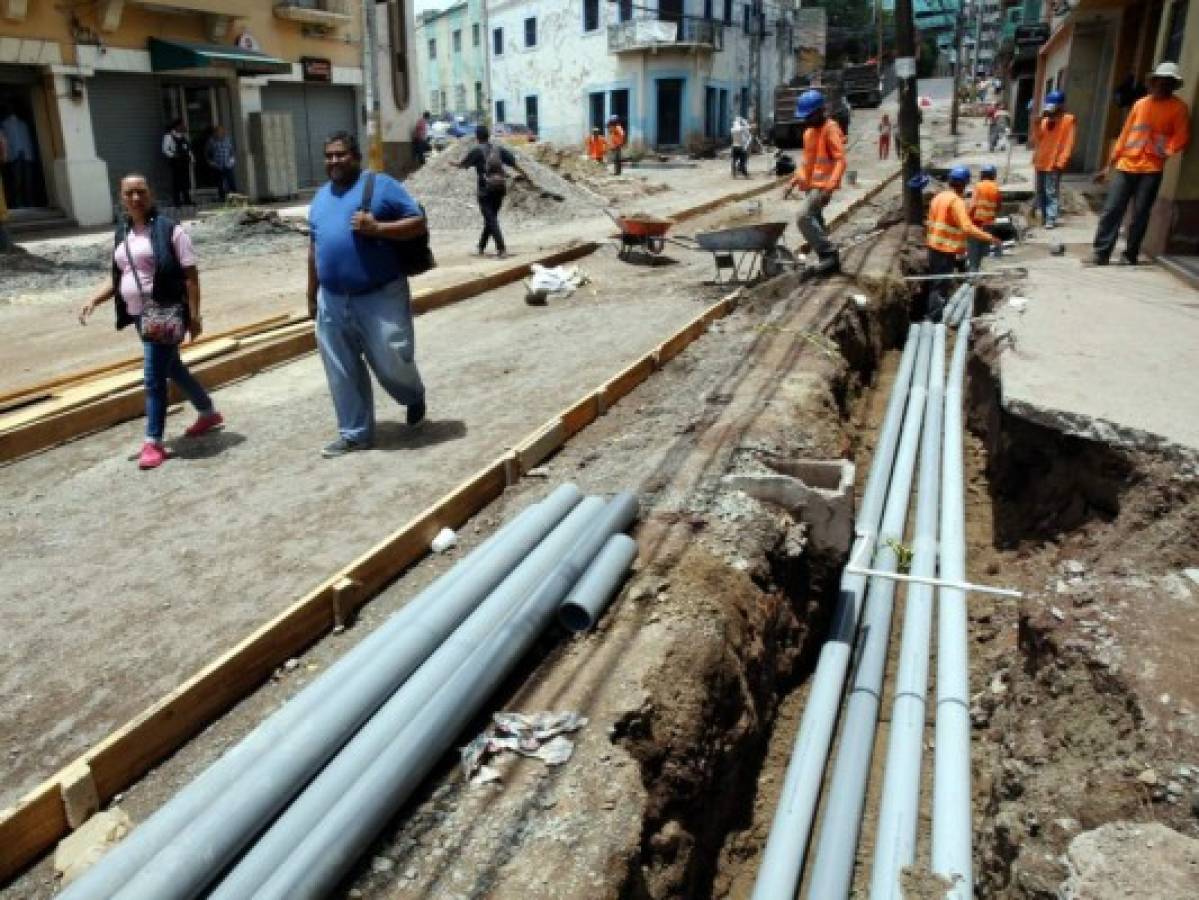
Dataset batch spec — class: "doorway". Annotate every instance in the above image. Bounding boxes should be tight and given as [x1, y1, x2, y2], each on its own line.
[589, 92, 606, 132]
[161, 82, 233, 194]
[655, 78, 684, 147]
[0, 72, 49, 211]
[525, 95, 539, 135]
[659, 0, 683, 24]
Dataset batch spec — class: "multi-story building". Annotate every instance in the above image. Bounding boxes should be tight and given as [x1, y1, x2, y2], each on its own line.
[0, 1, 419, 227]
[486, 1, 797, 150]
[415, 0, 487, 119]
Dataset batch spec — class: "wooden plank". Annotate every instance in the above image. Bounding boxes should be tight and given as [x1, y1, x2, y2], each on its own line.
[514, 419, 567, 474]
[656, 315, 708, 366]
[0, 783, 64, 883]
[669, 178, 785, 224]
[559, 392, 600, 439]
[600, 351, 657, 410]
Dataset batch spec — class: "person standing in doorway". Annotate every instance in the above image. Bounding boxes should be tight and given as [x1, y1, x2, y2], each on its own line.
[1092, 62, 1191, 266]
[1031, 90, 1076, 229]
[308, 131, 429, 458]
[162, 119, 194, 208]
[926, 166, 1002, 321]
[205, 125, 237, 201]
[730, 116, 751, 177]
[1, 105, 35, 208]
[607, 114, 626, 176]
[458, 125, 529, 258]
[878, 112, 892, 160]
[77, 174, 222, 469]
[783, 89, 846, 275]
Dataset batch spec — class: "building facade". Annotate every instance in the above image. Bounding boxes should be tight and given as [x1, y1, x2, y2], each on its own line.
[0, 0, 413, 227]
[486, 0, 797, 151]
[415, 0, 487, 119]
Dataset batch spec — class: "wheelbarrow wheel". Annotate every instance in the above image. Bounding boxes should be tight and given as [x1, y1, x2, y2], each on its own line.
[647, 236, 665, 255]
[763, 244, 797, 278]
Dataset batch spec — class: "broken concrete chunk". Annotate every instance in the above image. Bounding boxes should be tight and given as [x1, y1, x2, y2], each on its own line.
[54, 807, 133, 886]
[1060, 822, 1199, 899]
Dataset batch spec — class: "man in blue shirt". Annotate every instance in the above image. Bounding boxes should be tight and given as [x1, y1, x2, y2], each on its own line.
[308, 131, 428, 457]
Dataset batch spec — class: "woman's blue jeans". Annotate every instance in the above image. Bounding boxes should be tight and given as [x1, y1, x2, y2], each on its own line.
[142, 334, 214, 442]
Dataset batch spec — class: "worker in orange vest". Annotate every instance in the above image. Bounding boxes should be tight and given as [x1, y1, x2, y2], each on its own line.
[586, 127, 606, 163]
[782, 89, 846, 274]
[927, 166, 1002, 321]
[1032, 90, 1075, 229]
[1093, 61, 1191, 266]
[966, 163, 1002, 271]
[607, 115, 626, 175]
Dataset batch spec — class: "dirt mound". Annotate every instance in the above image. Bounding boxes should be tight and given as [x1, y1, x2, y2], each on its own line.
[523, 142, 673, 207]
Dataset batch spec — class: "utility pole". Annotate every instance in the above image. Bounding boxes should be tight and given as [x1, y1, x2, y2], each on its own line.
[362, 0, 384, 171]
[895, 0, 923, 225]
[949, 5, 965, 136]
[750, 0, 763, 128]
[876, 0, 884, 75]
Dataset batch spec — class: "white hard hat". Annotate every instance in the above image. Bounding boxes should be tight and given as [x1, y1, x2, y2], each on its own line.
[1149, 61, 1184, 85]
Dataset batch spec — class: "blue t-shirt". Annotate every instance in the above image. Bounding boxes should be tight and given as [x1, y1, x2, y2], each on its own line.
[309, 171, 422, 295]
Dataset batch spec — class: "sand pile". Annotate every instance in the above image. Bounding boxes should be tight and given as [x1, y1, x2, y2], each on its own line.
[523, 142, 672, 206]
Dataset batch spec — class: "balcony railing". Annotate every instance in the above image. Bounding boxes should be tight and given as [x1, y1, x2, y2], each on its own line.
[274, 0, 352, 26]
[608, 16, 724, 54]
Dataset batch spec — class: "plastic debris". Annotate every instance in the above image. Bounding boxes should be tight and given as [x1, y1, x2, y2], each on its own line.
[460, 711, 589, 784]
[524, 264, 591, 304]
[431, 527, 458, 553]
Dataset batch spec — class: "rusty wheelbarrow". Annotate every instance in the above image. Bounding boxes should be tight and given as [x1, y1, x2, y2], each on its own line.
[610, 213, 676, 261]
[689, 221, 795, 285]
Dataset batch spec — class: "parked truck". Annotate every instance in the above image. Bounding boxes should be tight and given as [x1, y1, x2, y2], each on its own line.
[770, 72, 850, 149]
[842, 63, 884, 107]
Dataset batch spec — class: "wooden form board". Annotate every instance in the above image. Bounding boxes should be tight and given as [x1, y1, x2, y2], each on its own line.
[0, 284, 744, 885]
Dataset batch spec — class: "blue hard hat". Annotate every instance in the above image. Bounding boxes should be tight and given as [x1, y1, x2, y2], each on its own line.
[795, 90, 826, 121]
[1045, 90, 1066, 106]
[980, 163, 998, 177]
[948, 165, 971, 184]
[907, 172, 931, 191]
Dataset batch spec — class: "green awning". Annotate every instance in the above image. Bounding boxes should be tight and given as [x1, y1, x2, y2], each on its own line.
[149, 38, 292, 76]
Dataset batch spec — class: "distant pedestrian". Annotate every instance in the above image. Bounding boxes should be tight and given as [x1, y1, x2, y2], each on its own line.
[878, 112, 892, 160]
[308, 131, 429, 457]
[1092, 62, 1191, 266]
[987, 105, 1010, 151]
[1032, 90, 1076, 228]
[162, 119, 194, 208]
[730, 116, 751, 177]
[925, 166, 1001, 321]
[607, 115, 626, 175]
[77, 174, 222, 469]
[1, 105, 34, 208]
[413, 110, 432, 165]
[205, 125, 237, 201]
[783, 89, 846, 275]
[458, 124, 530, 258]
[586, 127, 606, 163]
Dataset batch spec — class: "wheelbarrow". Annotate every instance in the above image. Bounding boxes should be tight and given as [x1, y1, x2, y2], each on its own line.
[611, 213, 676, 261]
[690, 221, 795, 285]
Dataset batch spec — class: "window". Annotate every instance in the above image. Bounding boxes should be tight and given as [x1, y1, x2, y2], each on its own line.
[475, 81, 483, 113]
[723, 0, 733, 26]
[472, 22, 480, 46]
[493, 26, 504, 56]
[428, 38, 436, 59]
[524, 17, 537, 47]
[430, 89, 440, 115]
[1164, 0, 1188, 62]
[455, 84, 466, 111]
[618, 0, 633, 23]
[453, 29, 462, 53]
[583, 0, 600, 32]
[495, 99, 506, 123]
[386, 0, 411, 110]
[525, 95, 539, 133]
[609, 88, 629, 127]
[704, 0, 714, 19]
[589, 91, 606, 131]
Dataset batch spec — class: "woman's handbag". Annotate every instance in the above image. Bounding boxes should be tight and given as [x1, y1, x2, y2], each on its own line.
[125, 239, 187, 345]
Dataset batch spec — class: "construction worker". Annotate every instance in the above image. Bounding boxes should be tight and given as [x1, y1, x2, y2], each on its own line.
[782, 89, 845, 274]
[1092, 61, 1191, 266]
[926, 166, 1002, 321]
[607, 115, 626, 176]
[1032, 90, 1076, 229]
[586, 127, 606, 164]
[966, 163, 1002, 271]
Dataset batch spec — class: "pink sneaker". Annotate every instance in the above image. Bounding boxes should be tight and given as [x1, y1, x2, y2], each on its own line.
[184, 411, 224, 438]
[138, 442, 167, 470]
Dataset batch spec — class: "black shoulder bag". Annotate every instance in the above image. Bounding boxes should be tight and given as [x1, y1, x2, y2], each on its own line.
[359, 171, 435, 278]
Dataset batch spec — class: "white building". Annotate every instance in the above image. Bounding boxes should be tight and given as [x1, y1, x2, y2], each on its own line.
[486, 0, 798, 149]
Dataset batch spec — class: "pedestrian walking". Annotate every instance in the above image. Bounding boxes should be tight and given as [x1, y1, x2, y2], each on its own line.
[878, 112, 892, 160]
[966, 164, 1001, 272]
[987, 104, 1010, 151]
[1092, 61, 1191, 266]
[162, 119, 194, 208]
[586, 127, 606, 163]
[1032, 90, 1076, 228]
[606, 115, 626, 176]
[730, 115, 751, 177]
[76, 173, 222, 469]
[205, 125, 237, 201]
[783, 89, 846, 275]
[0, 105, 35, 207]
[458, 124, 529, 258]
[307, 131, 429, 458]
[925, 166, 1001, 321]
[413, 111, 432, 165]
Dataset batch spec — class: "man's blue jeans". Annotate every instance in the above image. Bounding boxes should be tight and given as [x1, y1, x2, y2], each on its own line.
[1035, 170, 1061, 224]
[142, 336, 213, 442]
[316, 278, 425, 444]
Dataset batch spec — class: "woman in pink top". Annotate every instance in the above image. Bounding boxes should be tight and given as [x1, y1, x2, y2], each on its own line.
[78, 174, 222, 469]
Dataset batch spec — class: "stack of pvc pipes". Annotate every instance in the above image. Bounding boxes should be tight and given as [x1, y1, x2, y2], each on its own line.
[943, 283, 974, 328]
[753, 306, 976, 899]
[62, 484, 637, 900]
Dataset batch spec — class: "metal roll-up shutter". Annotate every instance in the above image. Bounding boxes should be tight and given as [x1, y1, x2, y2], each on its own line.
[262, 83, 358, 188]
[89, 73, 168, 211]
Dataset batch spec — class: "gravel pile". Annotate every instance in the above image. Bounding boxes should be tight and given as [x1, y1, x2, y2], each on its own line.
[405, 139, 607, 232]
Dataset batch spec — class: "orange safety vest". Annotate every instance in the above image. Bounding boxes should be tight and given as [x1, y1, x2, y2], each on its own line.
[794, 119, 846, 191]
[969, 179, 1001, 225]
[1032, 112, 1076, 171]
[1110, 95, 1191, 174]
[927, 189, 993, 254]
[587, 134, 606, 162]
[607, 124, 626, 150]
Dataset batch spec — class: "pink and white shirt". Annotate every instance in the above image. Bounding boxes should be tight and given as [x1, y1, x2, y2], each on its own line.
[113, 224, 197, 315]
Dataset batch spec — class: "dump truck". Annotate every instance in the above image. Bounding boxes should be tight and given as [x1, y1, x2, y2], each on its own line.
[771, 72, 849, 149]
[843, 63, 884, 107]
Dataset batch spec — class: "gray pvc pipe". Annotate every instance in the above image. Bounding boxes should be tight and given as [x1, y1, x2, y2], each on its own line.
[869, 324, 946, 899]
[247, 493, 639, 900]
[751, 325, 923, 900]
[206, 496, 608, 900]
[804, 323, 934, 899]
[933, 320, 973, 896]
[557, 533, 638, 631]
[63, 484, 582, 900]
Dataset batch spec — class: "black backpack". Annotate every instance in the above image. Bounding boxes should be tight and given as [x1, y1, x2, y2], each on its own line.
[359, 171, 435, 278]
[483, 142, 508, 195]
